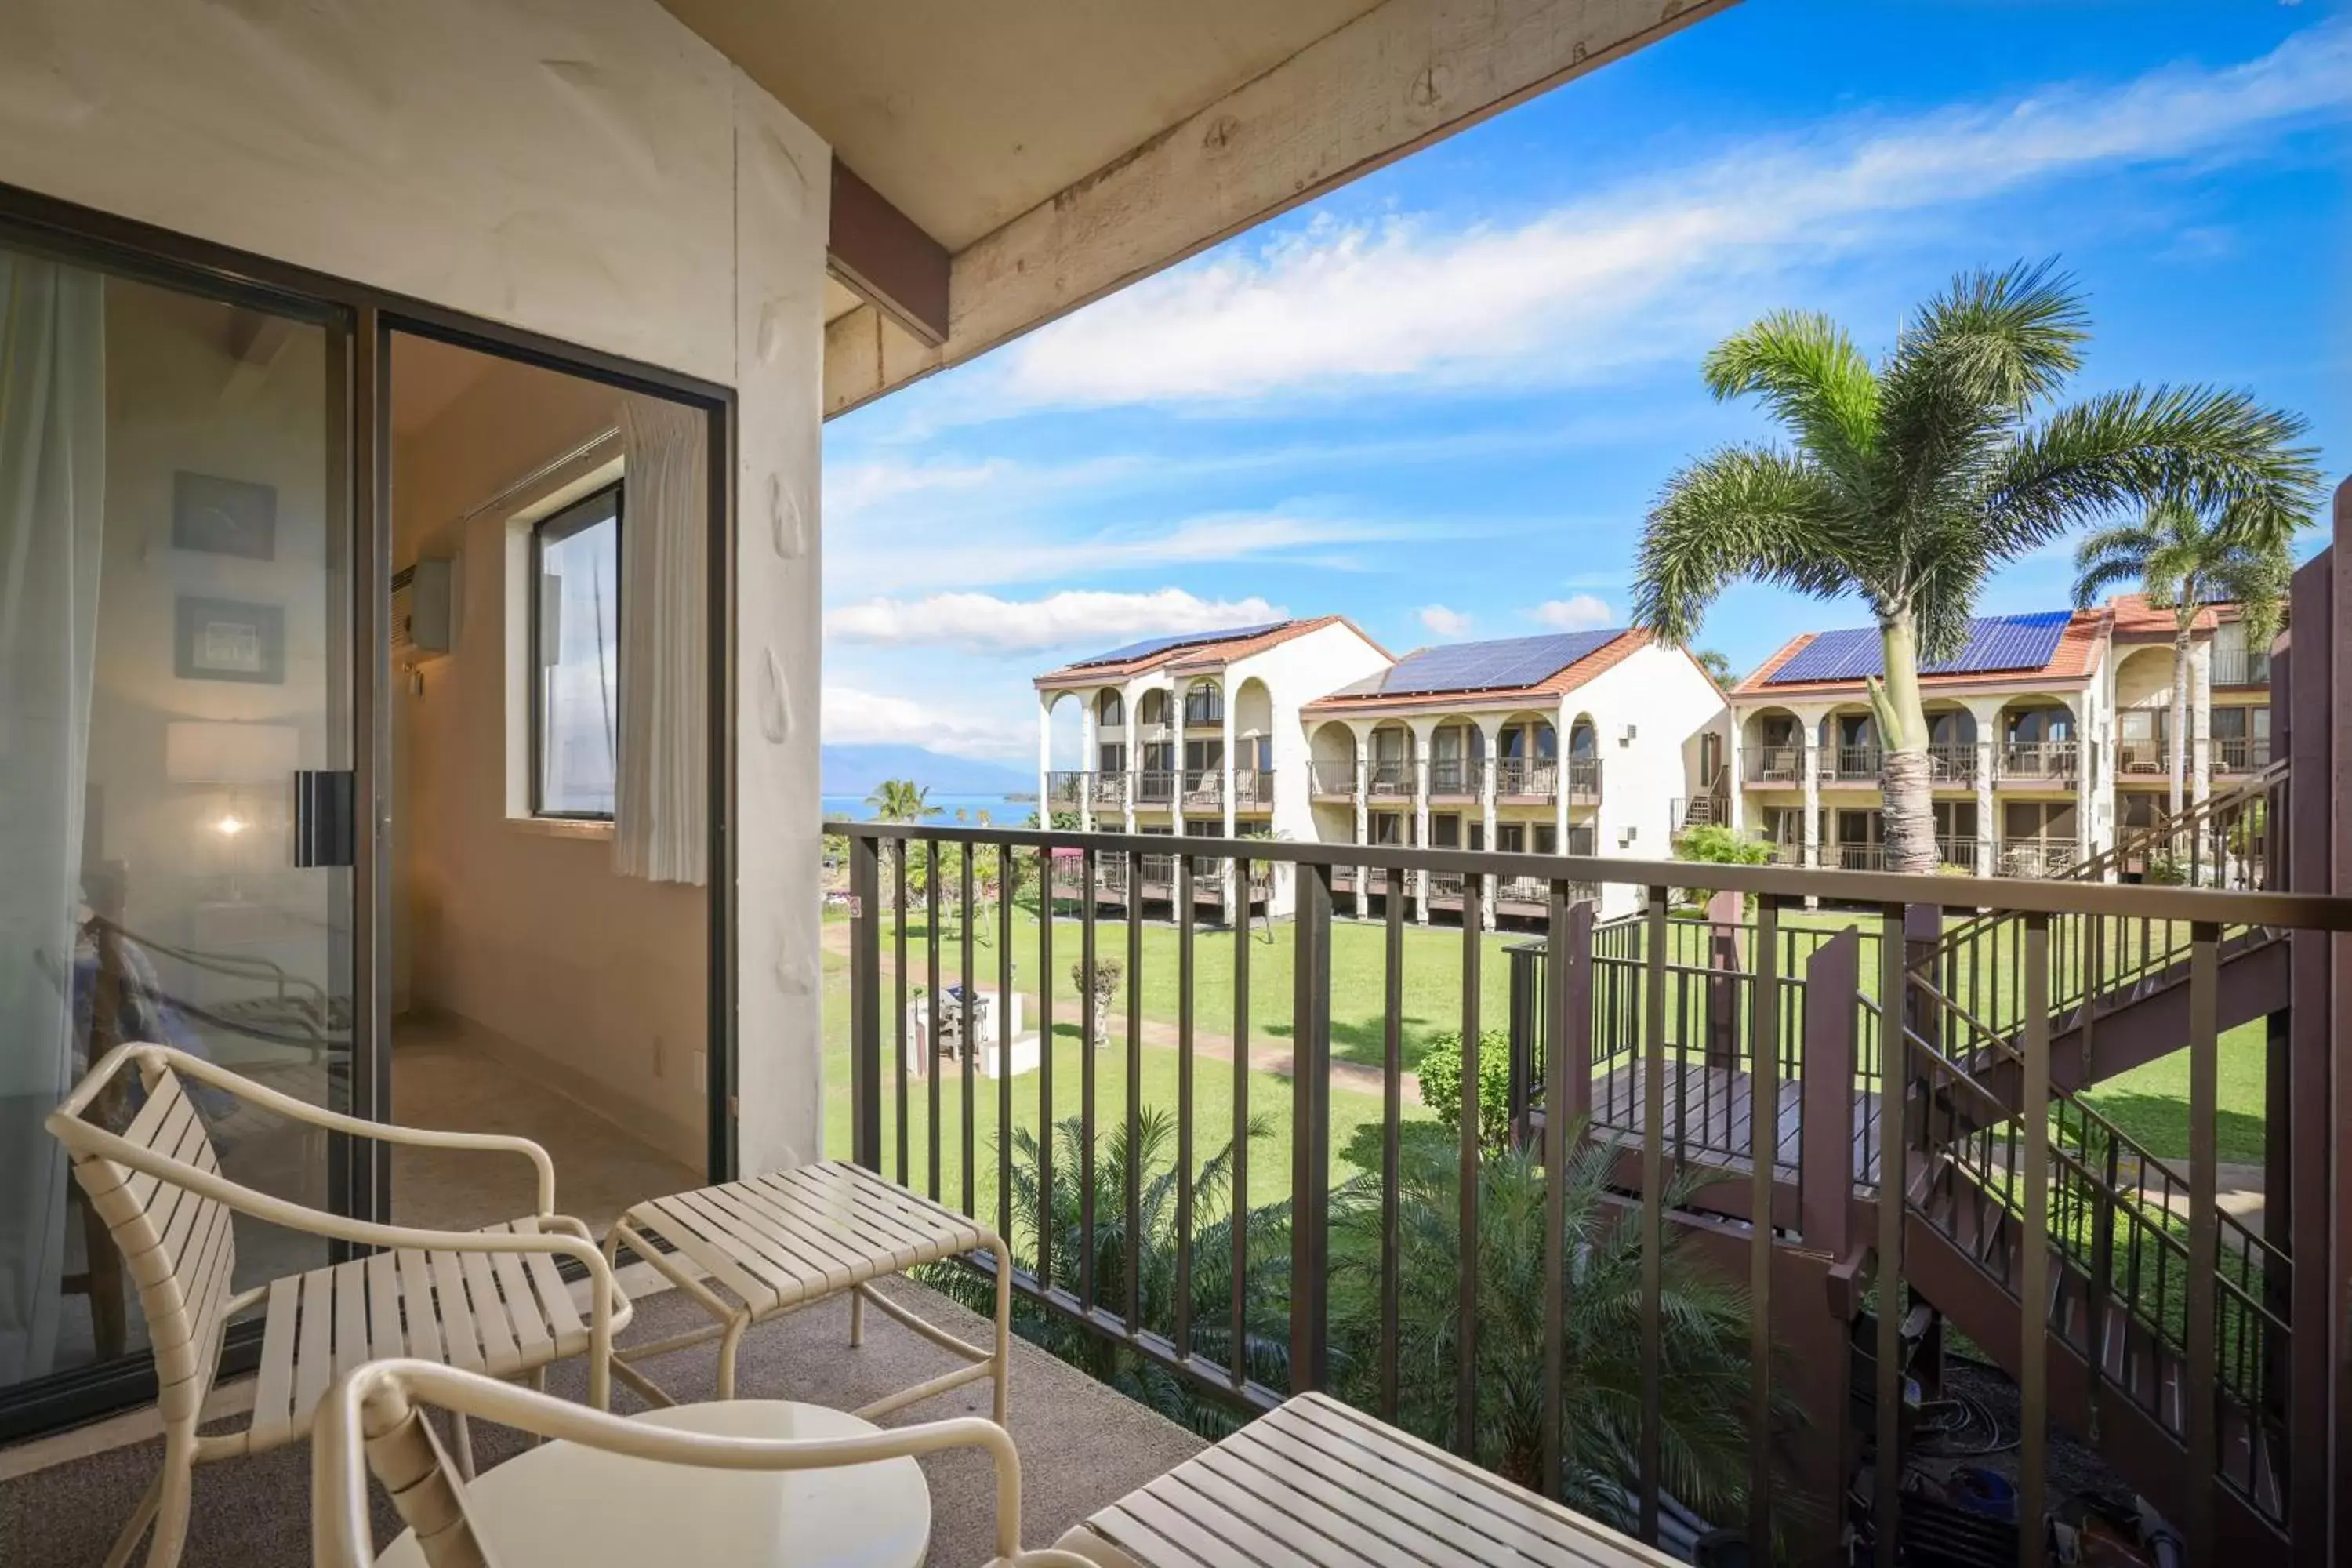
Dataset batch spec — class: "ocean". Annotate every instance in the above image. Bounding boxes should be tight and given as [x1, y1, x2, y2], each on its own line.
[819, 793, 1034, 825]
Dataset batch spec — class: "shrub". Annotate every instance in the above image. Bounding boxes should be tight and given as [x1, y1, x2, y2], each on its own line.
[1417, 1026, 1514, 1156]
[1671, 821, 1774, 908]
[1070, 956, 1123, 1045]
[2144, 850, 2190, 886]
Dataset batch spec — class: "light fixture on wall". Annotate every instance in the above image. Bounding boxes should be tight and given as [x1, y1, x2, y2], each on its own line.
[166, 720, 298, 893]
[1618, 825, 1638, 848]
[1620, 723, 1639, 746]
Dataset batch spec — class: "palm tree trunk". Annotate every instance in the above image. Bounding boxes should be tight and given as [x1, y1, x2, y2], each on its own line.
[2169, 628, 2192, 819]
[1868, 612, 1939, 875]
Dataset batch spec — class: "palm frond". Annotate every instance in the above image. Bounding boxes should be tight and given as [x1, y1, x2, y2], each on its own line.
[1702, 310, 1881, 487]
[1633, 447, 1853, 644]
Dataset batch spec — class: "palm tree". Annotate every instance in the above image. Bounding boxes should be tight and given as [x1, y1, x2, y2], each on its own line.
[1327, 1124, 1786, 1534]
[1693, 648, 1737, 688]
[1632, 261, 2318, 873]
[2071, 499, 2293, 816]
[863, 778, 940, 823]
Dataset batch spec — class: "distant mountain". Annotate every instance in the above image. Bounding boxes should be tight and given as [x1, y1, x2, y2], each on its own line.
[821, 743, 1030, 799]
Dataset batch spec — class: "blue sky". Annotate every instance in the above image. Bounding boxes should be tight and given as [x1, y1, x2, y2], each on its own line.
[822, 2, 2350, 766]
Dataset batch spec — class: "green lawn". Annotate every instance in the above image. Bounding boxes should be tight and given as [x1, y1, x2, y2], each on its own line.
[2079, 1017, 2269, 1164]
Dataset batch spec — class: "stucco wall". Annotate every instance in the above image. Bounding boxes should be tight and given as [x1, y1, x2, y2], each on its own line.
[1570, 644, 1726, 916]
[0, 0, 831, 1176]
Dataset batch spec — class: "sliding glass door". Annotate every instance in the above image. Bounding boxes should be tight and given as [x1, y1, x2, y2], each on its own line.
[0, 240, 354, 1414]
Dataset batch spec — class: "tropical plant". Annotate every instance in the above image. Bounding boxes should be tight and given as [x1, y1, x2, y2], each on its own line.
[1416, 1027, 1514, 1158]
[1070, 955, 1123, 1047]
[1633, 261, 2319, 873]
[2070, 497, 2295, 816]
[1327, 1125, 1786, 1533]
[1693, 648, 1737, 688]
[930, 1108, 1292, 1436]
[1672, 821, 1775, 909]
[864, 777, 941, 823]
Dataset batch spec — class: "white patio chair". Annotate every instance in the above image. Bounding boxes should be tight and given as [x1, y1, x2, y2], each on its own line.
[49, 1041, 633, 1568]
[310, 1358, 1097, 1568]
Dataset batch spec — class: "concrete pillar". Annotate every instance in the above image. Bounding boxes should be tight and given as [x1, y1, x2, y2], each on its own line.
[1965, 698, 2004, 877]
[1479, 716, 1504, 931]
[1037, 693, 1054, 829]
[1799, 731, 1822, 868]
[1221, 684, 1238, 913]
[2069, 693, 2096, 869]
[1123, 681, 1142, 835]
[1350, 722, 1373, 920]
[2190, 640, 2213, 808]
[1078, 695, 1098, 833]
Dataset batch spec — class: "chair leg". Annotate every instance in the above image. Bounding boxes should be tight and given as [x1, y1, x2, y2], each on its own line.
[716, 1312, 750, 1401]
[449, 1412, 477, 1482]
[100, 1465, 163, 1568]
[138, 1439, 195, 1568]
[850, 1286, 865, 1348]
[989, 1239, 1012, 1426]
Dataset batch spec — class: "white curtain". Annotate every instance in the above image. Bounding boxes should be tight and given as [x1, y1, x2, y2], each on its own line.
[0, 252, 105, 1385]
[612, 398, 707, 884]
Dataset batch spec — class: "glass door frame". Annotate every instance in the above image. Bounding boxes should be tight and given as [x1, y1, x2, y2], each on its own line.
[0, 180, 740, 1442]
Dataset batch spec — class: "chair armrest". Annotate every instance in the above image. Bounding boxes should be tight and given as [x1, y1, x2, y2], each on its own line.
[98, 1043, 558, 1214]
[312, 1361, 1051, 1568]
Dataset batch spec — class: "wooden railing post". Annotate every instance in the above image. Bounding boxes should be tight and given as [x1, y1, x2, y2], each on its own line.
[1799, 930, 1860, 1258]
[848, 831, 881, 1172]
[1289, 858, 1334, 1395]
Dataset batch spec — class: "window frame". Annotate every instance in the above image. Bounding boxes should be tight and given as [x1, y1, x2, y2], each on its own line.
[527, 480, 625, 821]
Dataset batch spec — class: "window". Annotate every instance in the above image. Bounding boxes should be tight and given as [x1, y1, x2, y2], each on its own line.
[1926, 710, 1974, 746]
[1097, 741, 1127, 773]
[1183, 684, 1223, 726]
[1096, 690, 1124, 728]
[1566, 720, 1594, 760]
[1534, 825, 1558, 855]
[531, 484, 622, 818]
[1431, 814, 1461, 849]
[1183, 738, 1224, 772]
[1496, 823, 1526, 853]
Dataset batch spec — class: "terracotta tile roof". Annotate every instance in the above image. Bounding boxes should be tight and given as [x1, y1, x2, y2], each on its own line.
[1033, 615, 1385, 690]
[1300, 629, 1652, 715]
[2105, 592, 2224, 636]
[1730, 609, 2106, 699]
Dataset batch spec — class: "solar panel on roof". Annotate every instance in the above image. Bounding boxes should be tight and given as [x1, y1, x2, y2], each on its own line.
[1763, 611, 2071, 685]
[1370, 630, 1622, 697]
[1070, 622, 1287, 668]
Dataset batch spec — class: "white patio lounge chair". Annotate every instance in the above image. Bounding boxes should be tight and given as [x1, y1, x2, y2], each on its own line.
[310, 1357, 1095, 1568]
[49, 1042, 633, 1568]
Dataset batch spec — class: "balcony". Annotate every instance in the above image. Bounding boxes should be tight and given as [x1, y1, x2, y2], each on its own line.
[2212, 648, 2272, 687]
[832, 819, 2350, 1565]
[2212, 736, 2270, 774]
[2117, 739, 2171, 778]
[1309, 759, 1358, 797]
[1428, 757, 1484, 799]
[1366, 758, 1415, 798]
[1938, 835, 1981, 872]
[1998, 739, 2080, 782]
[1045, 770, 1089, 806]
[1089, 772, 1128, 810]
[1824, 744, 1882, 782]
[1566, 757, 1602, 802]
[1179, 768, 1222, 809]
[1995, 838, 2080, 877]
[1230, 768, 1275, 809]
[1745, 744, 1806, 785]
[1927, 743, 1979, 785]
[1134, 768, 1176, 805]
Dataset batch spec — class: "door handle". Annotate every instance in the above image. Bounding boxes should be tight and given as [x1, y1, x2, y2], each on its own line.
[293, 770, 356, 867]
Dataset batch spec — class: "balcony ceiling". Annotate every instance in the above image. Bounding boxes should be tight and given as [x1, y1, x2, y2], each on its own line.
[658, 0, 1384, 252]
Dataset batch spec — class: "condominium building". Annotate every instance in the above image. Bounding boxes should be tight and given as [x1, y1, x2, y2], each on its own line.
[1037, 622, 1728, 923]
[1726, 598, 2277, 876]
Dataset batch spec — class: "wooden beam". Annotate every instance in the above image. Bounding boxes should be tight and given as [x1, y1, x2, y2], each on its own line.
[822, 301, 942, 418]
[827, 159, 949, 347]
[823, 0, 1736, 418]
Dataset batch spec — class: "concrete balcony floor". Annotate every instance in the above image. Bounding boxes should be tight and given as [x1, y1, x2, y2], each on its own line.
[0, 1275, 1205, 1566]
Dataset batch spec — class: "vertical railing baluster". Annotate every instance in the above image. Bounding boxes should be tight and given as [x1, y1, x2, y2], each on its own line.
[2019, 911, 2051, 1568]
[961, 848, 978, 1216]
[1380, 865, 1405, 1423]
[1748, 894, 1781, 1555]
[2183, 920, 2221, 1563]
[997, 841, 1014, 1254]
[1875, 901, 1906, 1568]
[1230, 873, 1251, 1392]
[1080, 851, 1098, 1314]
[1541, 891, 1591, 1502]
[1125, 850, 1145, 1333]
[850, 832, 881, 1171]
[1456, 874, 1483, 1456]
[927, 840, 942, 1203]
[1175, 854, 1196, 1357]
[1037, 848, 1054, 1294]
[1290, 859, 1334, 1394]
[895, 840, 909, 1185]
[1639, 884, 1668, 1543]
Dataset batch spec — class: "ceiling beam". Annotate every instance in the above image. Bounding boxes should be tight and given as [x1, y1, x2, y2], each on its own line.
[827, 158, 950, 347]
[824, 0, 1734, 418]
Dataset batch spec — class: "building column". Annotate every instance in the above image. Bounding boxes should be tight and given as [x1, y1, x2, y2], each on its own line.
[1410, 718, 1436, 924]
[2071, 694, 2099, 868]
[1799, 731, 1822, 869]
[1221, 684, 1239, 914]
[1965, 698, 2004, 877]
[2190, 640, 2213, 808]
[1553, 701, 1573, 862]
[1123, 681, 1142, 835]
[1037, 693, 1055, 828]
[1077, 696, 1097, 833]
[1479, 716, 1504, 931]
[1350, 722, 1373, 920]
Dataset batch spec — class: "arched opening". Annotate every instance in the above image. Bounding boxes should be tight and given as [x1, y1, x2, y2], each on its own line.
[1496, 711, 1557, 797]
[1094, 688, 1125, 731]
[2112, 644, 2176, 780]
[1426, 716, 1487, 797]
[1367, 720, 1415, 798]
[1043, 691, 1086, 808]
[1181, 678, 1224, 728]
[1309, 720, 1359, 797]
[1922, 703, 1977, 784]
[1998, 699, 2079, 781]
[1232, 677, 1275, 806]
[1137, 688, 1170, 730]
[1135, 688, 1175, 801]
[1817, 705, 1878, 781]
[1563, 713, 1599, 800]
[1744, 706, 1804, 784]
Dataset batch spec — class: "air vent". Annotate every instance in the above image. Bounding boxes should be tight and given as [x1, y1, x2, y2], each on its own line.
[392, 559, 455, 666]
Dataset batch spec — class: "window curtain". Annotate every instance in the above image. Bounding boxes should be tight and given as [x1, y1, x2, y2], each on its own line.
[0, 252, 105, 1384]
[612, 399, 707, 884]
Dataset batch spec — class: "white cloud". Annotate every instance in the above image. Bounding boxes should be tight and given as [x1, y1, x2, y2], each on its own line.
[822, 684, 1027, 760]
[1527, 594, 1617, 632]
[1417, 604, 1474, 638]
[991, 23, 2352, 408]
[827, 587, 1286, 655]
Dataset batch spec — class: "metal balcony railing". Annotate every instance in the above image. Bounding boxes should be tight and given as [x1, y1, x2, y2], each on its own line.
[1995, 839, 2080, 878]
[1426, 757, 1482, 797]
[1826, 745, 1882, 782]
[1999, 739, 2080, 780]
[2116, 739, 2170, 777]
[1089, 773, 1127, 809]
[1044, 770, 1088, 804]
[1937, 836, 1980, 872]
[1366, 759, 1414, 797]
[1308, 760, 1357, 796]
[1134, 769, 1176, 804]
[1746, 744, 1806, 784]
[2212, 736, 2270, 774]
[1926, 743, 1978, 784]
[1565, 757, 1602, 802]
[1229, 768, 1275, 808]
[1494, 757, 1559, 799]
[837, 817, 2352, 1564]
[1828, 841, 1883, 870]
[1179, 768, 1223, 808]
